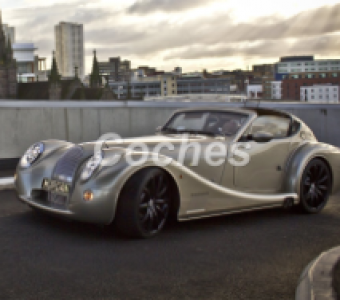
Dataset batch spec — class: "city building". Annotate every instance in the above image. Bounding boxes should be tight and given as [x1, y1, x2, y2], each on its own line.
[98, 57, 131, 83]
[277, 56, 340, 77]
[1, 23, 15, 43]
[246, 81, 263, 99]
[262, 76, 274, 100]
[110, 75, 230, 99]
[301, 84, 339, 103]
[281, 72, 340, 100]
[55, 22, 84, 79]
[173, 67, 182, 76]
[0, 10, 17, 99]
[177, 76, 229, 95]
[17, 51, 115, 101]
[13, 43, 47, 82]
[270, 81, 282, 100]
[137, 66, 164, 76]
[252, 64, 276, 76]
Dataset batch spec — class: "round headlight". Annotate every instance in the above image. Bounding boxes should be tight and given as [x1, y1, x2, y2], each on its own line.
[20, 142, 44, 168]
[81, 153, 102, 181]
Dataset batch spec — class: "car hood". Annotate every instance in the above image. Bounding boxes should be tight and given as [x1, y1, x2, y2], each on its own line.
[79, 133, 230, 156]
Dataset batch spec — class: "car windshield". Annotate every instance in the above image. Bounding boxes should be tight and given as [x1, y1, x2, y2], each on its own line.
[163, 111, 249, 137]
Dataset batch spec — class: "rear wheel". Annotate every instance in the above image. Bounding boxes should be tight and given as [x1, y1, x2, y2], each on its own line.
[115, 168, 171, 238]
[299, 158, 332, 213]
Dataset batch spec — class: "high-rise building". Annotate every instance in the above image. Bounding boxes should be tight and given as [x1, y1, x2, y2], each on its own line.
[1, 24, 15, 43]
[55, 22, 84, 79]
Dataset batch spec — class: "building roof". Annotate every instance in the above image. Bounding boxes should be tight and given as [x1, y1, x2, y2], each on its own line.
[280, 56, 314, 62]
[12, 43, 36, 50]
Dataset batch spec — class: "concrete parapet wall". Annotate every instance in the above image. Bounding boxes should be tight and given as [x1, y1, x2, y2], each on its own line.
[0, 100, 339, 159]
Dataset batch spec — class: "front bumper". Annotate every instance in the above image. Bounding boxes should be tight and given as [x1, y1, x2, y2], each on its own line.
[15, 167, 116, 225]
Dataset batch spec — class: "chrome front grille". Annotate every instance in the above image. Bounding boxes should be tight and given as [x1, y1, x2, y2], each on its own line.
[53, 146, 84, 183]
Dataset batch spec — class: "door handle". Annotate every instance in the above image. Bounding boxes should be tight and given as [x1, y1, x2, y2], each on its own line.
[236, 143, 251, 150]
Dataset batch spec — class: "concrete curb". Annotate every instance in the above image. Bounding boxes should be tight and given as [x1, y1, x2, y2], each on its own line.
[0, 177, 14, 191]
[296, 246, 340, 299]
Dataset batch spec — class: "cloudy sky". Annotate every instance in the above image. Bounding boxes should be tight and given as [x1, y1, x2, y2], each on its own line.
[2, 0, 340, 74]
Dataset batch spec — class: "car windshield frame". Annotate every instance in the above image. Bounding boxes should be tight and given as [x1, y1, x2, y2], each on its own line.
[162, 110, 250, 137]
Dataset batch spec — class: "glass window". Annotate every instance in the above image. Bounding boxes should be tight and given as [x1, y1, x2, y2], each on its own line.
[249, 116, 291, 138]
[164, 111, 249, 137]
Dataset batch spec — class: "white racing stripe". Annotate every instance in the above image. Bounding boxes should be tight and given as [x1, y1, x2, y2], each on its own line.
[0, 177, 14, 191]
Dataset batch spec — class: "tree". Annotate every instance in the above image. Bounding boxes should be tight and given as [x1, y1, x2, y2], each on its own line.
[90, 50, 102, 88]
[49, 51, 61, 83]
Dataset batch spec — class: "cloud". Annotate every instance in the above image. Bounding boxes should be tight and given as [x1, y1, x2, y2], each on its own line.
[4, 1, 340, 73]
[164, 34, 340, 60]
[130, 3, 340, 59]
[126, 0, 213, 14]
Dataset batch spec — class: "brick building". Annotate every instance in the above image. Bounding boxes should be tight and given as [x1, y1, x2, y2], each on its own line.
[281, 72, 340, 100]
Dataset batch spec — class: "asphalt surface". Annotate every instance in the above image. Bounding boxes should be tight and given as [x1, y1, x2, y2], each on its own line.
[1, 191, 340, 300]
[334, 260, 340, 299]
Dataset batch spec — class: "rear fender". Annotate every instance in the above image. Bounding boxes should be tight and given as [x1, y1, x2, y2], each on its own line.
[283, 142, 340, 196]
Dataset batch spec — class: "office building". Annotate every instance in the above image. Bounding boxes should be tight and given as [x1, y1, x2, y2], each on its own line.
[277, 56, 340, 78]
[177, 76, 229, 95]
[98, 57, 131, 82]
[301, 84, 339, 103]
[245, 79, 263, 99]
[110, 75, 230, 99]
[13, 43, 47, 82]
[55, 22, 84, 78]
[270, 81, 282, 100]
[281, 71, 340, 100]
[252, 64, 276, 76]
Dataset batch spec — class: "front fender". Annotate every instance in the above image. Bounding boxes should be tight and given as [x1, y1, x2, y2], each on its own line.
[16, 139, 74, 172]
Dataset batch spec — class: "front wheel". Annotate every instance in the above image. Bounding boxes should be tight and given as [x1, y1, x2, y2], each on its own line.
[114, 168, 171, 238]
[298, 158, 332, 213]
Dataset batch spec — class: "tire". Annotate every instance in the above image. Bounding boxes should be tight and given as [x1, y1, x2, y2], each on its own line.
[114, 168, 172, 238]
[298, 158, 332, 214]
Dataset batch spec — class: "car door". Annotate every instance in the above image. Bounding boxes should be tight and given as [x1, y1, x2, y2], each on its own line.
[232, 115, 292, 193]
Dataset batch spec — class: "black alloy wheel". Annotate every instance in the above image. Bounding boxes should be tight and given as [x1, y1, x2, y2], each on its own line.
[299, 158, 332, 213]
[115, 168, 171, 238]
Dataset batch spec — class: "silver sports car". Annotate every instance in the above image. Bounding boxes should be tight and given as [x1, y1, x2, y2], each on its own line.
[15, 107, 340, 238]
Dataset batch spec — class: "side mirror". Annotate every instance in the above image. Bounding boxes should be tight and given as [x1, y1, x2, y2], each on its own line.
[251, 131, 274, 143]
[155, 126, 162, 134]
